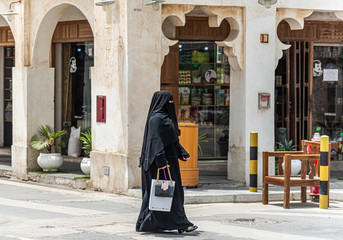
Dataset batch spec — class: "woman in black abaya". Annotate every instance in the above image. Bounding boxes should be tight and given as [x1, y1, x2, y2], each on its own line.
[136, 91, 198, 233]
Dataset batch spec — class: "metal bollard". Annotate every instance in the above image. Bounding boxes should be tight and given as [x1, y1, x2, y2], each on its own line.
[320, 135, 329, 209]
[250, 132, 258, 192]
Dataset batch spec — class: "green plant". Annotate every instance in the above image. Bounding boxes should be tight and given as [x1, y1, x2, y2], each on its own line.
[274, 139, 297, 174]
[79, 129, 92, 156]
[276, 139, 297, 151]
[31, 125, 67, 153]
[198, 133, 208, 155]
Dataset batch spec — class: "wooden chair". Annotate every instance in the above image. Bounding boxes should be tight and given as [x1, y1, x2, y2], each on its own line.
[263, 140, 331, 208]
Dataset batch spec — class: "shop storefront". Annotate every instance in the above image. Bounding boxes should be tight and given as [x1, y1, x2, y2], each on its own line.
[161, 16, 230, 160]
[178, 41, 230, 159]
[276, 18, 343, 160]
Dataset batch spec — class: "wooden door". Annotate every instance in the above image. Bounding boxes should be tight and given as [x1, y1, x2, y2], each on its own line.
[289, 41, 313, 147]
[160, 43, 179, 110]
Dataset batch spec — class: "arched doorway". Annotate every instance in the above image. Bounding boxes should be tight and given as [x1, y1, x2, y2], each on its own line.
[275, 11, 343, 180]
[52, 6, 94, 173]
[161, 6, 234, 180]
[25, 3, 94, 174]
[0, 15, 15, 170]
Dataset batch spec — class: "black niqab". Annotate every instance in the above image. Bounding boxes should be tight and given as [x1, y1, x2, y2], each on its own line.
[139, 91, 179, 169]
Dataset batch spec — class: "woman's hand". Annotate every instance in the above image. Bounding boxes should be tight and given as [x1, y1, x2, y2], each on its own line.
[158, 164, 170, 170]
[182, 156, 190, 161]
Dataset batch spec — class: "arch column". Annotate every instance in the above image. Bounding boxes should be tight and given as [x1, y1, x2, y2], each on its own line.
[227, 3, 277, 185]
[12, 66, 55, 178]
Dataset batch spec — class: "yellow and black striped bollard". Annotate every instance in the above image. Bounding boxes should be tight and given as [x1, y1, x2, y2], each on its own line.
[250, 132, 258, 192]
[320, 135, 329, 209]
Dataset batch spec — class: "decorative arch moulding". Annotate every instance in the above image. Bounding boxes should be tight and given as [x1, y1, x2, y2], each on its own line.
[275, 8, 313, 69]
[161, 5, 244, 71]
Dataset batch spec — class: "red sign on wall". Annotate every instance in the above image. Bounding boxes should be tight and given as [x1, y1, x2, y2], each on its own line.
[260, 34, 269, 43]
[97, 96, 106, 123]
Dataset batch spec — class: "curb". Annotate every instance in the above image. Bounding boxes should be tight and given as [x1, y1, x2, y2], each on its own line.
[26, 172, 91, 190]
[127, 188, 302, 204]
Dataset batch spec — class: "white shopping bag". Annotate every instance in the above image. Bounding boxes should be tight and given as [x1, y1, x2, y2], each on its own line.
[148, 179, 175, 212]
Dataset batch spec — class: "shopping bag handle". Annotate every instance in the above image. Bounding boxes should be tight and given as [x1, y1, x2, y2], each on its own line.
[157, 166, 173, 187]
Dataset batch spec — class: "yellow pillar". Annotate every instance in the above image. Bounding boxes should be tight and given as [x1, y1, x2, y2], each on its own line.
[250, 132, 258, 192]
[320, 135, 329, 209]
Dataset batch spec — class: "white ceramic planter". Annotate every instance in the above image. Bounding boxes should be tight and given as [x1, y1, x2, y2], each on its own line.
[80, 157, 91, 177]
[282, 160, 301, 175]
[37, 153, 63, 172]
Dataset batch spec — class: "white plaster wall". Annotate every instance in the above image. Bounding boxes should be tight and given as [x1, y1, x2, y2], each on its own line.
[126, 1, 164, 188]
[91, 0, 129, 193]
[59, 6, 87, 22]
[244, 3, 276, 185]
[0, 16, 7, 27]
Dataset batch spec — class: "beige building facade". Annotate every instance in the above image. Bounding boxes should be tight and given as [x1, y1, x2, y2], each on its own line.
[1, 0, 343, 193]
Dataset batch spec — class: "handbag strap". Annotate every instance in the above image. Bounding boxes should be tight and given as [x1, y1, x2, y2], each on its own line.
[156, 166, 173, 187]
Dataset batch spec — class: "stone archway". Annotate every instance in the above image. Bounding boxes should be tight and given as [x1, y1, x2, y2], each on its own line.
[11, 2, 94, 178]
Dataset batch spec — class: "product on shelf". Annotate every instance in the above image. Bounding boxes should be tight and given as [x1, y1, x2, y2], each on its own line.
[191, 88, 201, 105]
[179, 50, 192, 63]
[192, 76, 201, 83]
[225, 89, 230, 106]
[179, 87, 190, 105]
[202, 93, 213, 105]
[205, 69, 217, 83]
[216, 89, 225, 105]
[179, 106, 191, 121]
[192, 51, 210, 63]
[179, 70, 191, 85]
[216, 67, 224, 84]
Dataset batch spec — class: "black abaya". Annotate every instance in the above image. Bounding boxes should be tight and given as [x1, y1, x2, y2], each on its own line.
[136, 91, 193, 232]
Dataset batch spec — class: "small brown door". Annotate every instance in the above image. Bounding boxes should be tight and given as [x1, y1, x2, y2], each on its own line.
[160, 43, 180, 110]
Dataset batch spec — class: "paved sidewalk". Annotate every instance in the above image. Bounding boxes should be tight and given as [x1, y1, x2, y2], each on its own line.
[1, 178, 343, 240]
[1, 147, 343, 205]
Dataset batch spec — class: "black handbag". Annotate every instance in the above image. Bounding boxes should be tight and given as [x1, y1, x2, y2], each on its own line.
[155, 166, 175, 197]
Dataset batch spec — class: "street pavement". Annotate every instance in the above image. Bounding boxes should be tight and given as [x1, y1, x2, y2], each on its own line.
[0, 179, 343, 240]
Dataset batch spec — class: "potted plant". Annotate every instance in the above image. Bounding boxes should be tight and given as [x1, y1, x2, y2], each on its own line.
[31, 125, 67, 172]
[275, 139, 300, 175]
[79, 129, 92, 177]
[217, 129, 229, 156]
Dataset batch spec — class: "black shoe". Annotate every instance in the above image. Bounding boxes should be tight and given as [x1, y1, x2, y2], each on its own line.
[178, 225, 198, 234]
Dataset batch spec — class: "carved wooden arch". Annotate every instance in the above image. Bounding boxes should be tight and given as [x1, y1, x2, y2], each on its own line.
[161, 5, 244, 71]
[275, 9, 313, 69]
